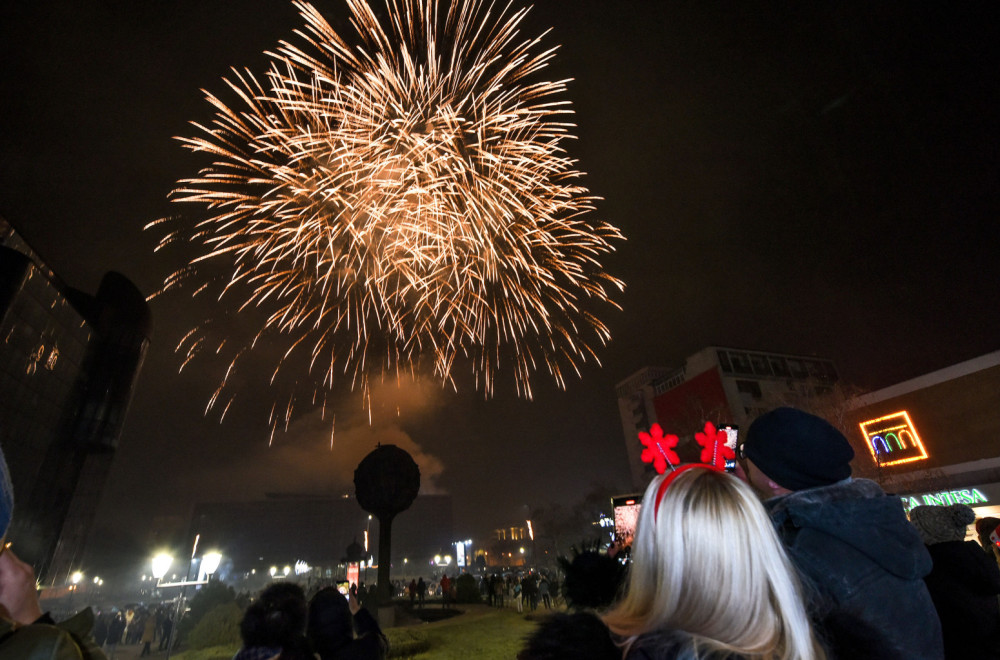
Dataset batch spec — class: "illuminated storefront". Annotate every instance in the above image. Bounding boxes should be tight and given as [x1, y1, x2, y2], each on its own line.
[848, 350, 1000, 536]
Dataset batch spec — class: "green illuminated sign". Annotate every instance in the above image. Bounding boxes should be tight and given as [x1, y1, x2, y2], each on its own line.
[902, 488, 988, 511]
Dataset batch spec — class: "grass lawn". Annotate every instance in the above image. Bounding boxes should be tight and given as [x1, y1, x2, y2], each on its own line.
[402, 606, 540, 659]
[170, 605, 544, 660]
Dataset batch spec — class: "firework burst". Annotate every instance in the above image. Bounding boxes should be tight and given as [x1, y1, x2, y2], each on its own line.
[150, 0, 624, 432]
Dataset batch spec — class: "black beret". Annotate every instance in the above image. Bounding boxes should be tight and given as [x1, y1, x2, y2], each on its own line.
[744, 407, 854, 490]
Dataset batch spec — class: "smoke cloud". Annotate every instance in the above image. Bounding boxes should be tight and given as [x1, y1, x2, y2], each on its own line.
[183, 376, 446, 501]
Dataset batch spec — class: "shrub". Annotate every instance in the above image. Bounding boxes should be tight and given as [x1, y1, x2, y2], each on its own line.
[177, 581, 237, 644]
[187, 602, 243, 650]
[454, 574, 481, 604]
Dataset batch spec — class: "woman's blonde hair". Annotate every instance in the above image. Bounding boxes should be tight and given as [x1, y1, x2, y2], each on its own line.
[603, 468, 824, 660]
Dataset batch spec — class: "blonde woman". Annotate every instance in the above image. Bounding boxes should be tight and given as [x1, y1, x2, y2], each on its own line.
[520, 465, 826, 660]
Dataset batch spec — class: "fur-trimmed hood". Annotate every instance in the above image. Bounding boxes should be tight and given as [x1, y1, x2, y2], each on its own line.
[765, 478, 930, 581]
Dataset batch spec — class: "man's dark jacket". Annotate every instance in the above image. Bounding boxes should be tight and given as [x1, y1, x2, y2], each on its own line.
[923, 540, 1000, 659]
[766, 478, 944, 659]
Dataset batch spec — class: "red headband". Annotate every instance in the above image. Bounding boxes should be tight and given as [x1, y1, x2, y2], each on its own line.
[653, 463, 723, 517]
[639, 421, 732, 517]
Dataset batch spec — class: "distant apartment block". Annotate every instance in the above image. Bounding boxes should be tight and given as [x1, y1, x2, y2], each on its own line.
[616, 346, 838, 488]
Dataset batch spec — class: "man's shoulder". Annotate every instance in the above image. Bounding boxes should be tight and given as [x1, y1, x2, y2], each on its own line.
[0, 621, 89, 660]
[768, 478, 886, 512]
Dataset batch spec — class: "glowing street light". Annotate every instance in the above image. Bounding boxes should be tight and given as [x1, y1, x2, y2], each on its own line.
[70, 571, 83, 585]
[152, 553, 174, 582]
[202, 552, 223, 578]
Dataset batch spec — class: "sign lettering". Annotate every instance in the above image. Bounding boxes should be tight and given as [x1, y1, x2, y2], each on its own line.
[902, 488, 989, 512]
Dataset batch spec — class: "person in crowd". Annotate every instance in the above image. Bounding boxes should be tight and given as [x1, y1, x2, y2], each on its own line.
[736, 406, 944, 659]
[308, 586, 388, 660]
[909, 503, 1000, 659]
[525, 573, 539, 611]
[975, 516, 1000, 567]
[233, 582, 312, 660]
[0, 445, 107, 659]
[492, 575, 505, 608]
[539, 576, 552, 610]
[139, 612, 156, 656]
[123, 608, 137, 645]
[408, 578, 417, 607]
[439, 574, 451, 608]
[93, 612, 109, 649]
[159, 613, 173, 651]
[106, 612, 125, 657]
[521, 466, 826, 659]
[416, 577, 426, 607]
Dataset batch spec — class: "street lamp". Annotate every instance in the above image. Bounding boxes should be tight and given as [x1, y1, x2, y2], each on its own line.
[201, 552, 222, 580]
[152, 553, 173, 582]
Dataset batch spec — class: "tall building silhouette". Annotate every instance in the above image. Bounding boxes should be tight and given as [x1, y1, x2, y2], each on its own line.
[0, 217, 150, 584]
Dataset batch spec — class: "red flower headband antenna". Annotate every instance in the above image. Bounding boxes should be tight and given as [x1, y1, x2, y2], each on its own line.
[695, 421, 735, 470]
[644, 421, 731, 517]
[638, 424, 680, 474]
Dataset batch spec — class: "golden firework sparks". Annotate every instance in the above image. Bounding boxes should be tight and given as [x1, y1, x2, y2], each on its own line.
[150, 0, 624, 433]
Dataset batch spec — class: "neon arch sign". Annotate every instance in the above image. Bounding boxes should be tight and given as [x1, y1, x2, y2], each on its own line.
[858, 411, 928, 467]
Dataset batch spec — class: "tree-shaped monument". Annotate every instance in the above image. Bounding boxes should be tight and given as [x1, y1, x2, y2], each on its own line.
[354, 444, 420, 604]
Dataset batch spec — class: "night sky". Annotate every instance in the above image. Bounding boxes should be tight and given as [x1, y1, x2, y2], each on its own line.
[3, 1, 999, 565]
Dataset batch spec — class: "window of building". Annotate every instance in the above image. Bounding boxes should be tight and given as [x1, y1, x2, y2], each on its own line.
[787, 359, 808, 378]
[750, 355, 771, 376]
[769, 358, 790, 377]
[736, 380, 762, 399]
[730, 353, 753, 375]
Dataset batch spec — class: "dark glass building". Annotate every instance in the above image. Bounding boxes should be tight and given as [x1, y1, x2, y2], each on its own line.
[0, 218, 151, 584]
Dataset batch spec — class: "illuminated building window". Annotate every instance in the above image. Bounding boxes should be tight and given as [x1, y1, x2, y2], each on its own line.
[858, 411, 928, 467]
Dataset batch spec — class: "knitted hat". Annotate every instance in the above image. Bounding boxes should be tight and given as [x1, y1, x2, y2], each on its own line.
[909, 504, 975, 545]
[743, 407, 854, 491]
[0, 444, 12, 540]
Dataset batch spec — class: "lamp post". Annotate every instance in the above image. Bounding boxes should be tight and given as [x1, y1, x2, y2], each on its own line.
[152, 537, 223, 660]
[69, 571, 83, 612]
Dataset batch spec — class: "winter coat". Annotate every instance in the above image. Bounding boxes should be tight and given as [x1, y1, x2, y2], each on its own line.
[0, 608, 107, 660]
[765, 478, 944, 660]
[141, 617, 156, 643]
[923, 540, 1000, 659]
[316, 608, 388, 660]
[518, 611, 751, 660]
[106, 617, 124, 645]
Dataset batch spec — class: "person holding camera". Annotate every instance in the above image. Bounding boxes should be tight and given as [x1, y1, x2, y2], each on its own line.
[0, 445, 106, 659]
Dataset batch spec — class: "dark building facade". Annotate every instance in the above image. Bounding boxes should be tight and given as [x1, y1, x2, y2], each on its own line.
[0, 218, 150, 584]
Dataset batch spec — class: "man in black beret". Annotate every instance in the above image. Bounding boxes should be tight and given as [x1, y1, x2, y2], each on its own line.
[737, 407, 943, 660]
